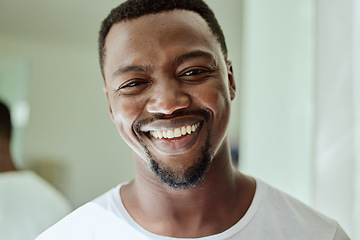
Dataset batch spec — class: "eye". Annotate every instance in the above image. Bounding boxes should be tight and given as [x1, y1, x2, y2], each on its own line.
[121, 80, 144, 88]
[178, 68, 211, 82]
[183, 69, 206, 76]
[116, 79, 151, 95]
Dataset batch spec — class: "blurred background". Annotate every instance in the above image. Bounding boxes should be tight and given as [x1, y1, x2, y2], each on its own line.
[0, 0, 358, 239]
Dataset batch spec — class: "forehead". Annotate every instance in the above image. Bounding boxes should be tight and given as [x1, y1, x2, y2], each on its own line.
[103, 10, 222, 78]
[106, 9, 215, 45]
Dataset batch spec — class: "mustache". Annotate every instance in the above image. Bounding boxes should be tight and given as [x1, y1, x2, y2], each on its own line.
[134, 109, 210, 134]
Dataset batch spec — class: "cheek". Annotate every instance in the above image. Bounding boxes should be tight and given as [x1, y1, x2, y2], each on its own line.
[192, 81, 231, 141]
[111, 98, 152, 160]
[111, 97, 143, 142]
[193, 81, 231, 116]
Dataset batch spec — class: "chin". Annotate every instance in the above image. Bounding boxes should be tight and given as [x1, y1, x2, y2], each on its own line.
[147, 135, 212, 190]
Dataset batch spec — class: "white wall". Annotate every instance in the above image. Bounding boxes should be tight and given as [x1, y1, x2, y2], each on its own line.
[240, 0, 358, 238]
[354, 2, 360, 238]
[240, 0, 315, 205]
[315, 0, 359, 238]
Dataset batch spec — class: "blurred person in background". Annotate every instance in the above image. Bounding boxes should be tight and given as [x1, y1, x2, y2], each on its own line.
[0, 100, 16, 173]
[0, 100, 72, 240]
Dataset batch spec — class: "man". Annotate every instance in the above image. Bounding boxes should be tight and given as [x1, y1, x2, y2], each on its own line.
[37, 0, 349, 239]
[0, 100, 72, 239]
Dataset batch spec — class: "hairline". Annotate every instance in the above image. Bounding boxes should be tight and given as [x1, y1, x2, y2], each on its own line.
[100, 9, 228, 81]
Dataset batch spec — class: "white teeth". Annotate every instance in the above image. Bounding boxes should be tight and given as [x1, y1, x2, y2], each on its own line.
[152, 131, 158, 138]
[157, 130, 163, 139]
[167, 129, 174, 138]
[186, 126, 192, 134]
[149, 122, 200, 139]
[181, 126, 186, 135]
[174, 128, 181, 137]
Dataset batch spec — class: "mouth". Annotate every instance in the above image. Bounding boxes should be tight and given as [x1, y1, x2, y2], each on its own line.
[140, 120, 204, 154]
[148, 122, 201, 140]
[135, 110, 210, 154]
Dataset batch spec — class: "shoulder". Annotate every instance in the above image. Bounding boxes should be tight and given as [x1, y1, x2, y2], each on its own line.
[252, 179, 349, 239]
[36, 202, 121, 239]
[258, 179, 332, 223]
[0, 171, 72, 239]
[0, 170, 71, 213]
[36, 182, 145, 240]
[0, 171, 69, 201]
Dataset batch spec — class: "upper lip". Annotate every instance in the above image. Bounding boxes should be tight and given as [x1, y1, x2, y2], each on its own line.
[139, 116, 203, 132]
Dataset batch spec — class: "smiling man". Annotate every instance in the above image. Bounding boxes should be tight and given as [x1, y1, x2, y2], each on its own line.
[37, 0, 349, 239]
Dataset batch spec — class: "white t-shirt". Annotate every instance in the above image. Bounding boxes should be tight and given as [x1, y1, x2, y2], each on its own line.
[0, 171, 72, 240]
[36, 179, 349, 240]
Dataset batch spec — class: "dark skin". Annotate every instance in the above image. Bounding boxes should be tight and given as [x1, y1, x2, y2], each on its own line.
[103, 10, 256, 238]
[0, 137, 16, 173]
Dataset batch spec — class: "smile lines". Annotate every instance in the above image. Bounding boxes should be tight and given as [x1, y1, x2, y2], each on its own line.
[149, 122, 200, 139]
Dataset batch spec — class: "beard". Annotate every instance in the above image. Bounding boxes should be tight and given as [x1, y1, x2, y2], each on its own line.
[143, 135, 212, 190]
[134, 109, 212, 190]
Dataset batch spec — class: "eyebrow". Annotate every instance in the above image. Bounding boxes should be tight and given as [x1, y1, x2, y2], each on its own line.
[171, 50, 216, 66]
[112, 50, 216, 78]
[112, 65, 151, 78]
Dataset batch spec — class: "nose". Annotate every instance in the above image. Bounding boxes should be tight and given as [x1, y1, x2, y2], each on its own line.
[145, 80, 191, 115]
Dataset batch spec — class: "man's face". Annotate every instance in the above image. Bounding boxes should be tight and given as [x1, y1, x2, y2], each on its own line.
[103, 10, 235, 189]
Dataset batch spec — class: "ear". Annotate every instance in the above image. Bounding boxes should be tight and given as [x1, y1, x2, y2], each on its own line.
[226, 61, 236, 101]
[103, 86, 115, 122]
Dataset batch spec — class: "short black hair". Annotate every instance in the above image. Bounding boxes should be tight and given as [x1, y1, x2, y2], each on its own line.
[0, 101, 12, 139]
[98, 0, 228, 79]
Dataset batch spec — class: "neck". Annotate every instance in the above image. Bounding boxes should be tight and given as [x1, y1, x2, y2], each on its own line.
[121, 139, 255, 238]
[0, 138, 16, 173]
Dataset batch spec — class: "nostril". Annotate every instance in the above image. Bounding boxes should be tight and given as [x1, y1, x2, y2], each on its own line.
[145, 92, 191, 114]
